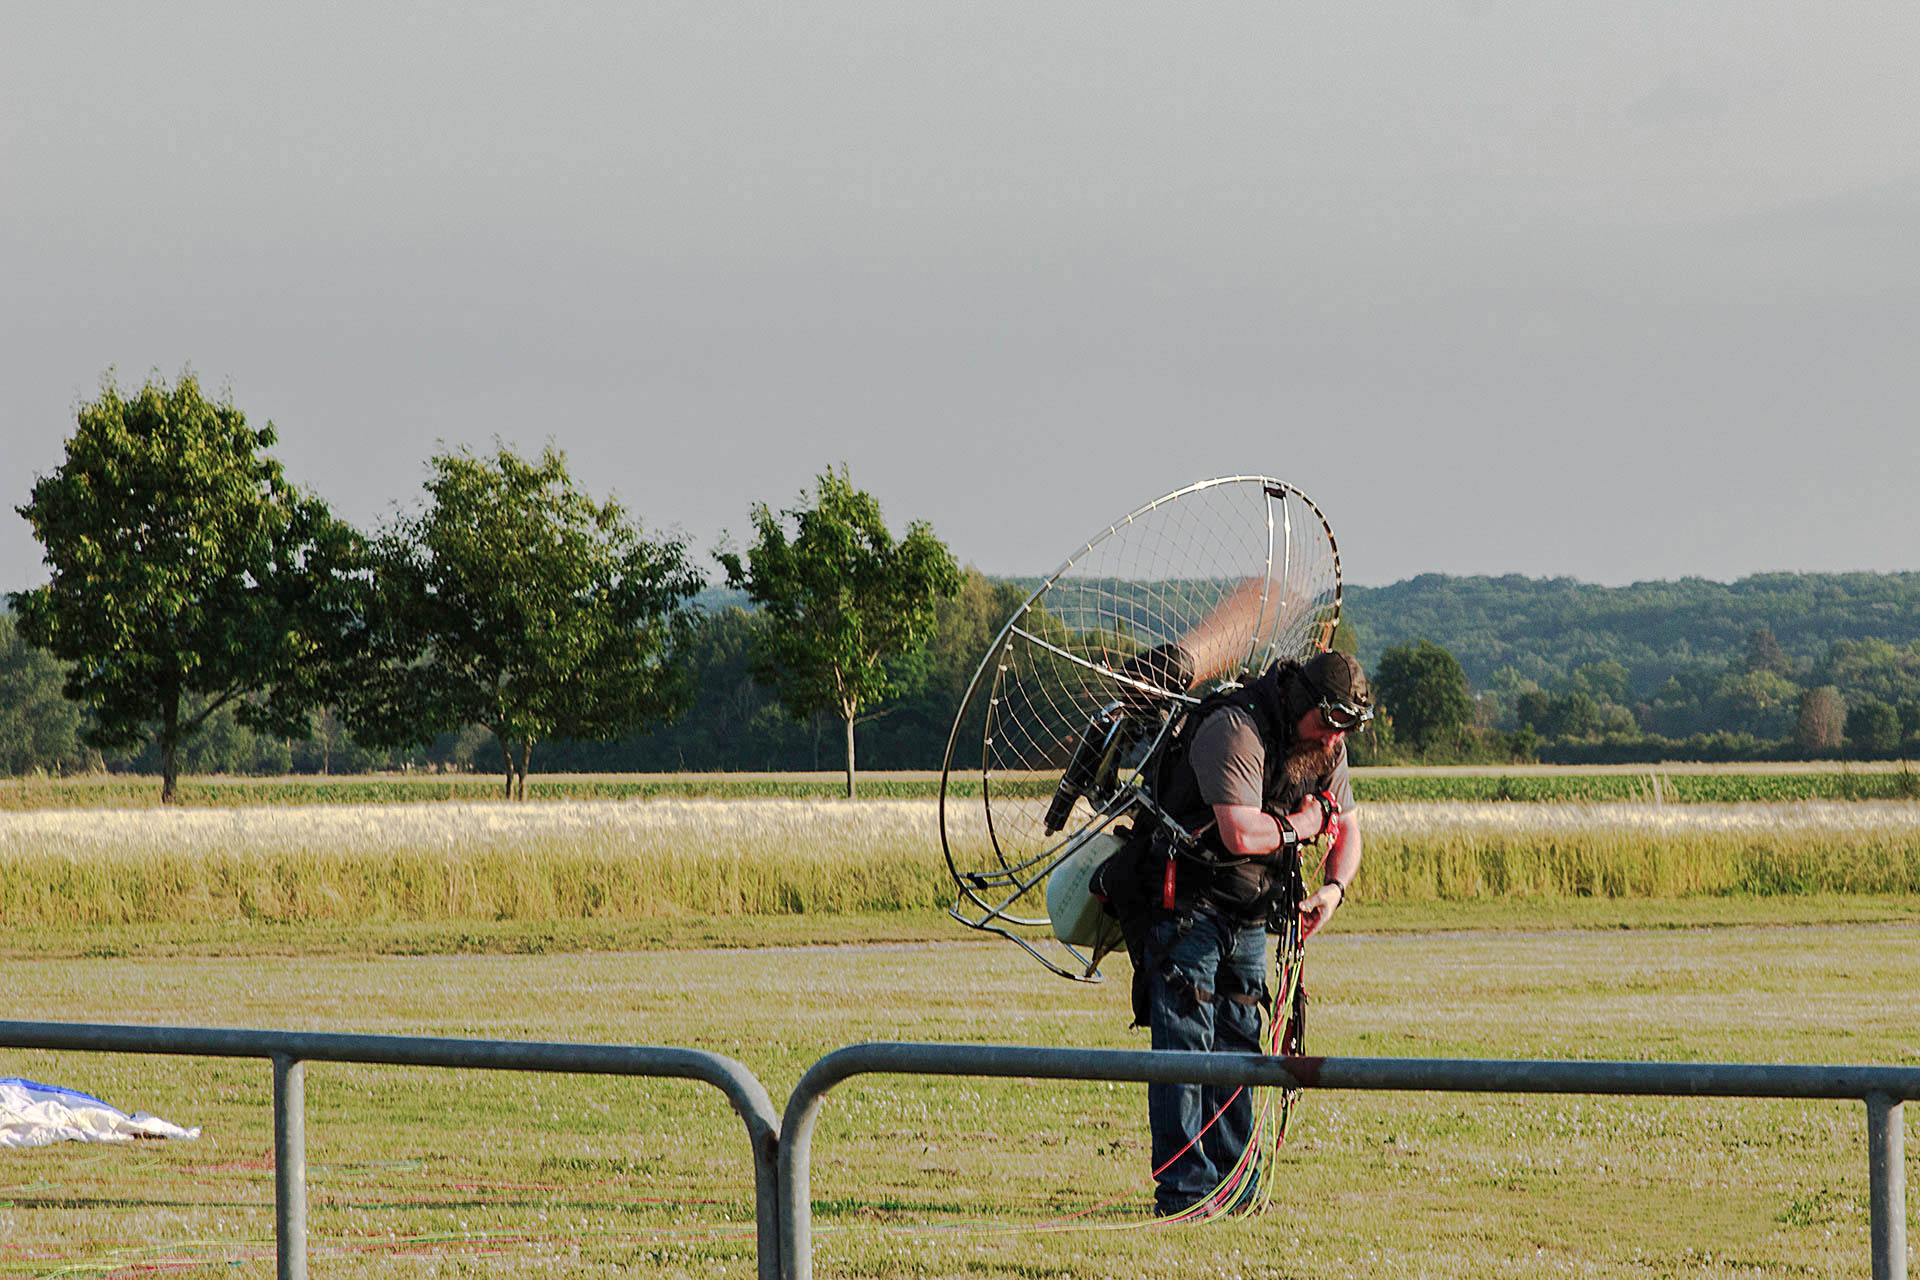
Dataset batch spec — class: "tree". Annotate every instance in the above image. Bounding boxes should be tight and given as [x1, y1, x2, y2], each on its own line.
[345, 443, 703, 799]
[1515, 689, 1553, 733]
[0, 610, 94, 776]
[1844, 697, 1901, 755]
[1371, 639, 1473, 752]
[1794, 686, 1846, 752]
[1569, 660, 1632, 706]
[718, 466, 962, 798]
[10, 372, 359, 801]
[1743, 626, 1791, 676]
[1544, 691, 1603, 740]
[1708, 668, 1799, 739]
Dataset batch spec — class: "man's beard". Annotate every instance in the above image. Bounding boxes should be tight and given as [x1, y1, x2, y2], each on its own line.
[1282, 737, 1340, 791]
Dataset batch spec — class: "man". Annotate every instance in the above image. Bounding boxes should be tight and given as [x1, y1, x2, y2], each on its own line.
[1103, 646, 1370, 1216]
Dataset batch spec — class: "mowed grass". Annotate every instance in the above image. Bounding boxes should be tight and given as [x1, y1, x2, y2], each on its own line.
[2, 792, 1917, 1275]
[2, 798, 1918, 936]
[0, 917, 1915, 1278]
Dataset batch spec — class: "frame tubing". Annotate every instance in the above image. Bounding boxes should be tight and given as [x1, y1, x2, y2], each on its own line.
[273, 1056, 307, 1280]
[0, 1020, 782, 1280]
[1868, 1094, 1908, 1280]
[779, 1044, 1920, 1280]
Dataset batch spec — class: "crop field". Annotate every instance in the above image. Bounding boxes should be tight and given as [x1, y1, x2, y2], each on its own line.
[1, 916, 1917, 1278]
[2, 798, 1918, 934]
[4, 764, 1919, 810]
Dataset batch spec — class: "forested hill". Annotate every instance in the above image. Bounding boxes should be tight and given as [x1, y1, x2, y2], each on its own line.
[9, 569, 1920, 776]
[1341, 572, 1920, 694]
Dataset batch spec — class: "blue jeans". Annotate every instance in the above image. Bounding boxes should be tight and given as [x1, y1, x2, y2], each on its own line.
[1144, 907, 1269, 1209]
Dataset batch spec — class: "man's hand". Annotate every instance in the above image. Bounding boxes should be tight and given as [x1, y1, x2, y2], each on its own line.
[1280, 797, 1330, 843]
[1299, 882, 1344, 941]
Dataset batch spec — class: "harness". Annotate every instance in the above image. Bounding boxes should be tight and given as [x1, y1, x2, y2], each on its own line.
[1092, 663, 1332, 1026]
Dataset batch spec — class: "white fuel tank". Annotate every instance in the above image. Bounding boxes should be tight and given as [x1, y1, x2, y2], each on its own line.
[1045, 830, 1126, 950]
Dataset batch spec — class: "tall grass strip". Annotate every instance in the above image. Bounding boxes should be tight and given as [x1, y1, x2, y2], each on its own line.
[1361, 801, 1920, 900]
[4, 798, 1919, 928]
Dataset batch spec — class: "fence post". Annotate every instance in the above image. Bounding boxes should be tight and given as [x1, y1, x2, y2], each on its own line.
[274, 1055, 307, 1280]
[1868, 1092, 1907, 1280]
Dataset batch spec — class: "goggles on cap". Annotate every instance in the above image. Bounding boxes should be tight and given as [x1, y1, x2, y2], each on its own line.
[1316, 694, 1373, 733]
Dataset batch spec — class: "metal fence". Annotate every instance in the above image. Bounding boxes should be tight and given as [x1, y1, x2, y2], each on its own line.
[0, 1020, 782, 1280]
[781, 1043, 1919, 1280]
[5, 1023, 1916, 1280]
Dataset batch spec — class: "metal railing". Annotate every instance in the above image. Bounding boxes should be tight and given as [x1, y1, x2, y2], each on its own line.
[0, 1020, 782, 1280]
[6, 1024, 1914, 1279]
[781, 1043, 1919, 1280]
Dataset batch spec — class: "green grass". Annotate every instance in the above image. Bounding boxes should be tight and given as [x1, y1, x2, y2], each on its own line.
[1, 907, 1915, 1277]
[4, 797, 1917, 932]
[5, 765, 1920, 809]
[0, 773, 970, 810]
[1357, 769, 1920, 804]
[4, 896, 1919, 961]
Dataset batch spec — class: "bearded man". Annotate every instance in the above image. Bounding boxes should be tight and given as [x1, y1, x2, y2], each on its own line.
[1100, 647, 1371, 1216]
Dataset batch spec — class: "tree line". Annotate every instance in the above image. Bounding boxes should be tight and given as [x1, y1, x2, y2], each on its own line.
[7, 372, 959, 800]
[10, 372, 1920, 792]
[1343, 576, 1920, 764]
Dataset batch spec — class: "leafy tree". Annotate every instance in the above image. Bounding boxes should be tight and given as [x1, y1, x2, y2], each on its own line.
[1708, 668, 1799, 739]
[290, 708, 388, 775]
[1344, 572, 1920, 698]
[718, 466, 962, 797]
[1810, 637, 1920, 710]
[0, 610, 94, 776]
[346, 444, 704, 799]
[10, 372, 360, 801]
[1545, 691, 1603, 739]
[563, 607, 831, 773]
[1372, 639, 1473, 752]
[1794, 686, 1846, 752]
[854, 568, 1031, 770]
[1743, 626, 1790, 676]
[1515, 689, 1552, 733]
[1568, 660, 1632, 706]
[1475, 666, 1537, 732]
[1844, 697, 1901, 755]
[122, 699, 294, 776]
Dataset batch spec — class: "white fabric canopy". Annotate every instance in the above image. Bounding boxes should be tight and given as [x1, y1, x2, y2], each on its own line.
[0, 1078, 200, 1149]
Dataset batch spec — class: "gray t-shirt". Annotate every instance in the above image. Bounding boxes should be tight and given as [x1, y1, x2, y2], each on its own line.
[1188, 705, 1355, 815]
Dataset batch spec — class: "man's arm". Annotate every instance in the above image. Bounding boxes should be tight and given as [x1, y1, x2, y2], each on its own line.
[1210, 795, 1334, 857]
[1300, 809, 1361, 941]
[1213, 796, 1358, 940]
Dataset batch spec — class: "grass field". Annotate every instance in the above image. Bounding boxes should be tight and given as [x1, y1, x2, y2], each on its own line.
[3, 797, 1917, 933]
[4, 763, 1919, 809]
[1, 908, 1916, 1277]
[2, 784, 1916, 1275]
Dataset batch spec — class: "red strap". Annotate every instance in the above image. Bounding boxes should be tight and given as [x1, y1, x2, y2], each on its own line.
[1162, 857, 1177, 911]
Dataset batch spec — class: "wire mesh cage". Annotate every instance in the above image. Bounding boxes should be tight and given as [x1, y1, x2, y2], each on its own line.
[939, 476, 1343, 979]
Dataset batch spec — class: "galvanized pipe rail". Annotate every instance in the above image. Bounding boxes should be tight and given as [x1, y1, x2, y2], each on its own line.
[0, 1020, 783, 1280]
[780, 1043, 1919, 1280]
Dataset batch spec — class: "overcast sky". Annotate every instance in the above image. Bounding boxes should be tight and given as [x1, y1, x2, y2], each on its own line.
[4, 1, 1916, 592]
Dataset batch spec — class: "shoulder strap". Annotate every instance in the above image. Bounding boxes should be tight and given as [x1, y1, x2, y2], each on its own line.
[1142, 665, 1294, 823]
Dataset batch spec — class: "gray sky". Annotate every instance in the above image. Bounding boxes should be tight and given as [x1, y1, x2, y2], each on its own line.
[4, 1, 1917, 591]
